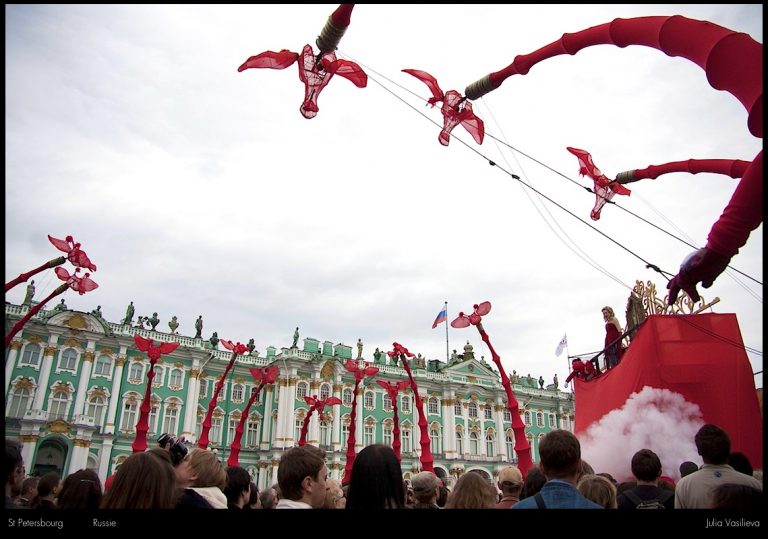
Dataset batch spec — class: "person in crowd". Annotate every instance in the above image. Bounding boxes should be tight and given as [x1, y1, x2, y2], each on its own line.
[260, 484, 278, 509]
[576, 459, 595, 485]
[679, 461, 699, 478]
[345, 444, 404, 509]
[16, 476, 38, 508]
[32, 471, 60, 509]
[712, 484, 763, 509]
[5, 440, 25, 508]
[275, 445, 327, 509]
[728, 452, 754, 477]
[445, 472, 497, 509]
[323, 478, 345, 509]
[436, 479, 449, 508]
[244, 482, 261, 509]
[617, 449, 674, 510]
[520, 466, 547, 500]
[577, 474, 617, 508]
[513, 430, 603, 509]
[175, 448, 228, 509]
[57, 468, 102, 509]
[101, 451, 177, 509]
[223, 466, 252, 509]
[675, 424, 762, 508]
[410, 471, 441, 509]
[496, 465, 523, 508]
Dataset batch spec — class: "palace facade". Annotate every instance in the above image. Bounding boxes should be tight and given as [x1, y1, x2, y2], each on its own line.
[5, 301, 574, 489]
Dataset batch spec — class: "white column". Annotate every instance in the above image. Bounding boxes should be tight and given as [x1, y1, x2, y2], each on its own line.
[443, 390, 455, 459]
[284, 374, 297, 447]
[411, 391, 420, 457]
[104, 345, 128, 435]
[270, 460, 279, 485]
[273, 378, 286, 448]
[182, 364, 201, 440]
[98, 437, 114, 484]
[5, 341, 23, 396]
[355, 386, 364, 450]
[20, 433, 40, 472]
[72, 341, 97, 417]
[494, 398, 506, 460]
[259, 384, 274, 450]
[31, 335, 59, 411]
[68, 438, 91, 473]
[331, 382, 342, 451]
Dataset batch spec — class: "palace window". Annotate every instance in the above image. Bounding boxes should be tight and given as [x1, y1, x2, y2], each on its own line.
[59, 348, 77, 371]
[21, 344, 41, 367]
[86, 395, 106, 428]
[7, 387, 31, 418]
[94, 355, 112, 376]
[296, 382, 308, 400]
[468, 402, 478, 418]
[428, 397, 439, 415]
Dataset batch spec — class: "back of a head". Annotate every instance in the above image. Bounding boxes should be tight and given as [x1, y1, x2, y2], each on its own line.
[260, 486, 277, 509]
[631, 449, 662, 482]
[694, 424, 730, 464]
[712, 484, 763, 509]
[224, 466, 252, 505]
[411, 471, 440, 504]
[187, 448, 227, 489]
[444, 472, 497, 509]
[5, 440, 23, 487]
[577, 474, 617, 509]
[345, 444, 404, 509]
[277, 445, 326, 502]
[498, 465, 523, 494]
[247, 482, 260, 508]
[57, 469, 102, 510]
[679, 461, 699, 478]
[728, 452, 754, 476]
[36, 471, 61, 497]
[100, 452, 176, 509]
[520, 466, 547, 499]
[323, 478, 344, 509]
[539, 430, 581, 480]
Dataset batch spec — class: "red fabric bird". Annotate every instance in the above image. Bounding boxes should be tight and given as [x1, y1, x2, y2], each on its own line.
[450, 301, 491, 328]
[134, 335, 180, 361]
[54, 267, 98, 295]
[220, 339, 249, 356]
[402, 69, 484, 146]
[344, 359, 379, 383]
[567, 147, 631, 220]
[238, 44, 367, 119]
[48, 234, 97, 272]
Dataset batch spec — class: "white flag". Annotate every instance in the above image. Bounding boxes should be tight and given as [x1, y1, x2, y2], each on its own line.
[555, 334, 567, 357]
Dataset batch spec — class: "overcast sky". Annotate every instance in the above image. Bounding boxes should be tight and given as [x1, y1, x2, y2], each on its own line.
[5, 4, 762, 391]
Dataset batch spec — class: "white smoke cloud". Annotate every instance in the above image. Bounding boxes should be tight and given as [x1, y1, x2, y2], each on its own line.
[579, 386, 704, 482]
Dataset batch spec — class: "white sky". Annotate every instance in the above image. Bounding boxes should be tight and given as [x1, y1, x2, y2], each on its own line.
[5, 4, 763, 392]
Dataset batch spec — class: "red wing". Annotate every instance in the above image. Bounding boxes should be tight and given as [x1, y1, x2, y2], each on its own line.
[78, 275, 99, 293]
[54, 267, 71, 281]
[264, 365, 280, 383]
[134, 334, 152, 352]
[330, 59, 368, 88]
[238, 50, 299, 72]
[402, 69, 444, 104]
[460, 111, 485, 145]
[363, 366, 380, 377]
[325, 397, 342, 406]
[160, 342, 180, 355]
[396, 381, 410, 391]
[48, 235, 72, 253]
[608, 180, 631, 196]
[450, 315, 471, 328]
[344, 360, 359, 372]
[70, 249, 97, 272]
[376, 380, 390, 390]
[233, 343, 249, 355]
[220, 340, 234, 351]
[249, 367, 264, 382]
[386, 350, 398, 358]
[567, 146, 605, 182]
[304, 396, 317, 406]
[474, 301, 492, 316]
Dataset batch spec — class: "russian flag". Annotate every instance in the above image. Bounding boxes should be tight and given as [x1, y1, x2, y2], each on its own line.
[431, 306, 447, 329]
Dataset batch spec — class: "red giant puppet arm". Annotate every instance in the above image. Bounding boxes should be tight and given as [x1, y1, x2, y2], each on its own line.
[238, 4, 367, 119]
[6, 267, 98, 348]
[341, 360, 379, 484]
[387, 343, 434, 473]
[615, 159, 751, 184]
[402, 69, 484, 147]
[132, 335, 181, 453]
[451, 302, 533, 478]
[6, 234, 96, 293]
[463, 16, 762, 303]
[228, 365, 280, 466]
[198, 339, 249, 449]
[376, 380, 410, 461]
[298, 395, 343, 446]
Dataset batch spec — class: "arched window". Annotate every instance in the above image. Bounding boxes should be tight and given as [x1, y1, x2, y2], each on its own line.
[383, 422, 393, 446]
[152, 366, 164, 387]
[484, 406, 493, 420]
[364, 391, 374, 408]
[246, 419, 260, 447]
[21, 344, 41, 366]
[49, 390, 69, 420]
[468, 402, 478, 418]
[86, 395, 106, 428]
[342, 418, 350, 446]
[7, 386, 31, 418]
[149, 402, 160, 433]
[294, 418, 303, 443]
[401, 395, 411, 413]
[430, 424, 442, 453]
[503, 409, 511, 422]
[120, 399, 138, 430]
[169, 369, 183, 388]
[342, 388, 353, 405]
[296, 381, 308, 399]
[198, 379, 208, 399]
[428, 397, 439, 415]
[562, 415, 570, 431]
[162, 404, 179, 434]
[210, 415, 223, 444]
[59, 348, 77, 370]
[320, 383, 331, 400]
[232, 384, 244, 402]
[524, 411, 531, 426]
[486, 431, 495, 457]
[536, 412, 544, 427]
[319, 420, 330, 449]
[94, 355, 112, 376]
[128, 362, 143, 381]
[454, 401, 462, 416]
[383, 394, 392, 411]
[228, 417, 239, 445]
[505, 430, 515, 461]
[402, 426, 412, 453]
[364, 424, 374, 446]
[456, 429, 464, 455]
[549, 413, 556, 428]
[469, 431, 479, 455]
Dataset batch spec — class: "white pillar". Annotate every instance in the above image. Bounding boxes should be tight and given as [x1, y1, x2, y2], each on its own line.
[31, 336, 59, 411]
[104, 345, 128, 435]
[331, 382, 342, 451]
[20, 434, 39, 472]
[5, 341, 22, 396]
[182, 365, 201, 440]
[494, 398, 506, 460]
[443, 390, 455, 459]
[69, 438, 91, 474]
[355, 385, 364, 450]
[98, 437, 114, 484]
[308, 377, 320, 445]
[259, 384, 274, 450]
[72, 342, 96, 417]
[411, 391, 420, 458]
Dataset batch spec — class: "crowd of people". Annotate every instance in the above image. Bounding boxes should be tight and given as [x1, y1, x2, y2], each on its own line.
[5, 424, 761, 511]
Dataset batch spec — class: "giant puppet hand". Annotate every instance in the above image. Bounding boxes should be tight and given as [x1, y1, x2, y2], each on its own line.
[667, 247, 731, 304]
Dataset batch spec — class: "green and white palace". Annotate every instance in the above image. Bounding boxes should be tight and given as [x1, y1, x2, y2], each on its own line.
[5, 300, 574, 489]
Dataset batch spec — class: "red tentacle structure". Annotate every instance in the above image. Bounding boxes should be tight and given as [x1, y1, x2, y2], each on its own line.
[619, 159, 750, 183]
[5, 284, 68, 347]
[198, 351, 239, 449]
[132, 359, 157, 453]
[476, 323, 533, 478]
[341, 379, 361, 484]
[227, 380, 267, 466]
[5, 256, 66, 293]
[298, 403, 318, 446]
[399, 355, 434, 473]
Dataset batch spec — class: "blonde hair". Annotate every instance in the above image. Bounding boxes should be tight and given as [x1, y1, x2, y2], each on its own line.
[187, 448, 227, 489]
[602, 306, 622, 332]
[577, 474, 617, 509]
[445, 472, 497, 509]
